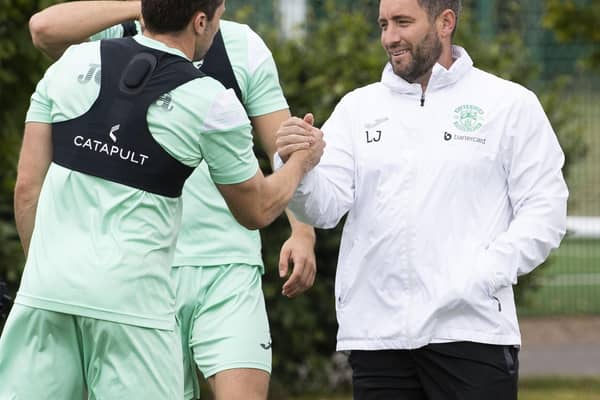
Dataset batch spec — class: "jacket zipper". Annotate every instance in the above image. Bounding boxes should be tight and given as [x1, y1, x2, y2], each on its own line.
[492, 296, 502, 312]
[420, 93, 425, 107]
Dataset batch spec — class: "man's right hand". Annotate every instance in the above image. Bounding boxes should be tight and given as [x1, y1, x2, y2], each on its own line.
[276, 113, 325, 169]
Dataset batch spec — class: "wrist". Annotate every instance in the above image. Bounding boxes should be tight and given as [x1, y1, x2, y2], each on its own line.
[288, 151, 311, 174]
[290, 224, 316, 243]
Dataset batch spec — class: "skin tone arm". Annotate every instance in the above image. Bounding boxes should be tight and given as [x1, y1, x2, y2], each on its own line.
[14, 123, 53, 256]
[216, 133, 324, 230]
[29, 0, 141, 59]
[251, 110, 317, 297]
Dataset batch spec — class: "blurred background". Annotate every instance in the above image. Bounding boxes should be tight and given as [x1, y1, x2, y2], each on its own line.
[1, 0, 599, 398]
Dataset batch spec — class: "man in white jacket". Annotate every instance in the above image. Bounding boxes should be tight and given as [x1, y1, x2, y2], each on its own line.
[276, 0, 568, 398]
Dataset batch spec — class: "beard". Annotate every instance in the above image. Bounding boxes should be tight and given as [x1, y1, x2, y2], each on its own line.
[388, 28, 443, 83]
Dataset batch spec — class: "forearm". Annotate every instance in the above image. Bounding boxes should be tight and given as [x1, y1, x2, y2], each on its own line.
[14, 185, 42, 256]
[257, 114, 316, 240]
[30, 0, 140, 59]
[285, 209, 316, 240]
[218, 153, 314, 230]
[254, 155, 310, 228]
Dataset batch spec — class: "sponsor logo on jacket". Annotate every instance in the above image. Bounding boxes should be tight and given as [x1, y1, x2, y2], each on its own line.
[444, 131, 486, 145]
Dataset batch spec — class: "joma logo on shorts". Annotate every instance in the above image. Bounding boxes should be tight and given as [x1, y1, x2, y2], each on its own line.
[260, 341, 272, 350]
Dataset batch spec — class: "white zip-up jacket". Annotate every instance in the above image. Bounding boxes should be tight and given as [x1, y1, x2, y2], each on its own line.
[281, 47, 568, 350]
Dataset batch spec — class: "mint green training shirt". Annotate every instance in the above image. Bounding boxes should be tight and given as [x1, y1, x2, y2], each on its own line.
[177, 20, 289, 270]
[16, 34, 259, 330]
[94, 20, 289, 271]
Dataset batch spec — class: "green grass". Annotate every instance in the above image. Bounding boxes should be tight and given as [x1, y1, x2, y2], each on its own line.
[520, 377, 600, 400]
[518, 238, 600, 315]
[291, 378, 600, 400]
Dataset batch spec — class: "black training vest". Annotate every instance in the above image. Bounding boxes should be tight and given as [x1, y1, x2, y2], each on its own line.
[121, 22, 244, 104]
[52, 38, 205, 197]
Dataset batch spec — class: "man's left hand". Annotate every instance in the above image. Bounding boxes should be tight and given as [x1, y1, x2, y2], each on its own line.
[278, 231, 317, 298]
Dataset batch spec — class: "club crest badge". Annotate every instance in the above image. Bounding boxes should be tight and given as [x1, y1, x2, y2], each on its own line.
[453, 104, 485, 132]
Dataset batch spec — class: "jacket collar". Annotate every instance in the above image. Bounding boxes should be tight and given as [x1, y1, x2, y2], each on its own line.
[380, 45, 473, 94]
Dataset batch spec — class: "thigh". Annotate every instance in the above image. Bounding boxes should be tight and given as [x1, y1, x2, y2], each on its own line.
[173, 266, 210, 400]
[191, 264, 271, 380]
[415, 342, 519, 400]
[0, 304, 85, 400]
[348, 350, 428, 400]
[81, 317, 183, 400]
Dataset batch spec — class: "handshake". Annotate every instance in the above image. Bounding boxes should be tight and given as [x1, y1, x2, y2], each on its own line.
[276, 113, 325, 172]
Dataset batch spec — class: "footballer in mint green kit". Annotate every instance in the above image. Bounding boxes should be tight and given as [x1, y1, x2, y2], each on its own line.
[0, 1, 263, 398]
[174, 21, 289, 399]
[93, 19, 292, 400]
[28, 2, 319, 398]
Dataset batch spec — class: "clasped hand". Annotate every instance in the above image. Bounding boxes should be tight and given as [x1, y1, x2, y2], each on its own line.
[276, 113, 325, 171]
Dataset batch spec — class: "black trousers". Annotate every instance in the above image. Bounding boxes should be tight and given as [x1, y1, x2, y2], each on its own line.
[348, 342, 519, 400]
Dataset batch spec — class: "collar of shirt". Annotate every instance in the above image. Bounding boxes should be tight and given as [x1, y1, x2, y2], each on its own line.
[380, 45, 473, 95]
[134, 33, 191, 61]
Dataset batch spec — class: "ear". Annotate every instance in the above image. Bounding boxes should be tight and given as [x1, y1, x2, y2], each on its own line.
[192, 11, 208, 34]
[436, 9, 456, 39]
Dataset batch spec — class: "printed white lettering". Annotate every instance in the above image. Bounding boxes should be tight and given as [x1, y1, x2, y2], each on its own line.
[139, 154, 149, 166]
[72, 135, 151, 165]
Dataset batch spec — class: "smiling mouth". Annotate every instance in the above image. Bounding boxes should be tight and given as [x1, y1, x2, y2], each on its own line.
[390, 49, 410, 57]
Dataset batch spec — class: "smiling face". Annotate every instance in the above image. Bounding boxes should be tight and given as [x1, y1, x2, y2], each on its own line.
[379, 0, 443, 84]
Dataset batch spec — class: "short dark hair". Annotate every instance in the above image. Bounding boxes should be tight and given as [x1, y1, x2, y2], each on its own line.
[142, 0, 224, 34]
[417, 0, 462, 33]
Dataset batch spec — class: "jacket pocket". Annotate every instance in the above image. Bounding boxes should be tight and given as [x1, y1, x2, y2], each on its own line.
[503, 345, 519, 375]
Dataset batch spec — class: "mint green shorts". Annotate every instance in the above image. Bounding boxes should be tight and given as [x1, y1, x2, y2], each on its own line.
[0, 304, 183, 400]
[173, 264, 271, 400]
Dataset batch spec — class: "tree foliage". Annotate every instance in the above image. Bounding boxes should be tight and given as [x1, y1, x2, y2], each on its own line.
[543, 0, 600, 72]
[0, 0, 56, 294]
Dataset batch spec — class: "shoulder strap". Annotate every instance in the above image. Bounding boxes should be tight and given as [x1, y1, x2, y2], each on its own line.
[120, 24, 244, 106]
[121, 21, 138, 37]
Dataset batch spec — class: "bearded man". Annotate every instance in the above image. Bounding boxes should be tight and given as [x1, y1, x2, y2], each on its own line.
[275, 0, 568, 398]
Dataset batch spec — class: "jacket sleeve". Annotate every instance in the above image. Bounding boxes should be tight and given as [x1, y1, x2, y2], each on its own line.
[482, 89, 568, 293]
[280, 97, 356, 229]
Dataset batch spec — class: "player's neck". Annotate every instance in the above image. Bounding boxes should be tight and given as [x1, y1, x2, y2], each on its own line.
[143, 30, 194, 61]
